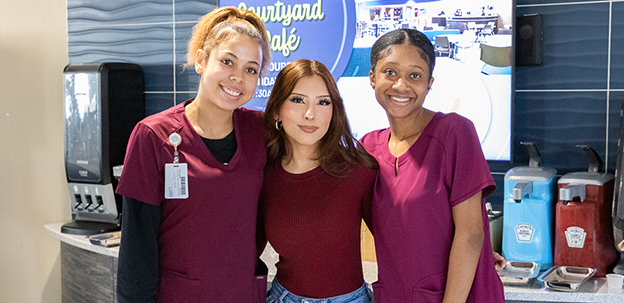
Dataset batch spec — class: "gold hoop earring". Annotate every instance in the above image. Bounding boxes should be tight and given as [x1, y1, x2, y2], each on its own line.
[275, 120, 283, 131]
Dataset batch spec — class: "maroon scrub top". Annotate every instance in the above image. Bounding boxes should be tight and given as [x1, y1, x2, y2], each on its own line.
[117, 101, 267, 302]
[361, 112, 504, 303]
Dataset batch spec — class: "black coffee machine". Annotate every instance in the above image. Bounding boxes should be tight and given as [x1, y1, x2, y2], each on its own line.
[62, 63, 144, 235]
[611, 101, 624, 273]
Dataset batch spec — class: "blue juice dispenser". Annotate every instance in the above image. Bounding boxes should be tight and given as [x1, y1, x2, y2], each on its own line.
[503, 142, 557, 270]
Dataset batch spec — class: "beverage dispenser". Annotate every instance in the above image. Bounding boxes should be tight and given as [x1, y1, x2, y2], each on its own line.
[611, 102, 624, 274]
[62, 63, 144, 235]
[503, 142, 557, 270]
[555, 145, 617, 277]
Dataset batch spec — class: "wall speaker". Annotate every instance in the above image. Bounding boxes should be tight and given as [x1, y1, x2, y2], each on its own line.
[516, 14, 543, 66]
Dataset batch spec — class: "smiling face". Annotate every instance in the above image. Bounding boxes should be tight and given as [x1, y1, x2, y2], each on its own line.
[278, 75, 333, 153]
[195, 33, 262, 112]
[369, 42, 434, 121]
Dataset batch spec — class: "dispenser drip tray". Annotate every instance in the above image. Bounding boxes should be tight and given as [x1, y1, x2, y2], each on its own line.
[61, 220, 120, 236]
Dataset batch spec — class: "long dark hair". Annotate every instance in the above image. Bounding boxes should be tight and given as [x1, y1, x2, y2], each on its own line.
[263, 59, 378, 176]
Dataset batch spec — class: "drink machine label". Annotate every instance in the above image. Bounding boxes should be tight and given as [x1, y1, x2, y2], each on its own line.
[565, 226, 586, 248]
[515, 223, 535, 243]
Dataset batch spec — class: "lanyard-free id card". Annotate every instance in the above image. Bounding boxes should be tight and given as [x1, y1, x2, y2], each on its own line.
[164, 163, 188, 199]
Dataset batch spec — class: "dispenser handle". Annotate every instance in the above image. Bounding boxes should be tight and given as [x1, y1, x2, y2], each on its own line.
[521, 142, 540, 168]
[577, 145, 602, 173]
[559, 184, 586, 203]
[513, 181, 533, 202]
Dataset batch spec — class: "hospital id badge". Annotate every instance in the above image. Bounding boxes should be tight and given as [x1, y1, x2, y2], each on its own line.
[164, 163, 189, 199]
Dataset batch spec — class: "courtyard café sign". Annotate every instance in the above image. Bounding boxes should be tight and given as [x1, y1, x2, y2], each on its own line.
[220, 0, 356, 110]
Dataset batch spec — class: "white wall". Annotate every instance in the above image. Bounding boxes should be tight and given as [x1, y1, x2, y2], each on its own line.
[0, 0, 69, 302]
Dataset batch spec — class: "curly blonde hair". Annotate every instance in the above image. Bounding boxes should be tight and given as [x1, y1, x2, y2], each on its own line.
[186, 7, 271, 76]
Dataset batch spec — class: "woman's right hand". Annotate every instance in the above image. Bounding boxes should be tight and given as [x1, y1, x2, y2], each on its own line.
[493, 251, 506, 271]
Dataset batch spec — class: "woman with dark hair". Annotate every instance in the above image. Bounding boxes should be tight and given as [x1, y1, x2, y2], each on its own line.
[258, 59, 378, 303]
[360, 28, 505, 303]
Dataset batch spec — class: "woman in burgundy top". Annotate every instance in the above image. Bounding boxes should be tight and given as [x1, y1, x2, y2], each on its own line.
[360, 28, 505, 303]
[258, 59, 378, 302]
[116, 7, 272, 303]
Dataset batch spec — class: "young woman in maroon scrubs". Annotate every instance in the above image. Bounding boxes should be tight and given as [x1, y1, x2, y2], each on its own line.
[115, 7, 271, 303]
[360, 28, 505, 303]
[258, 59, 378, 302]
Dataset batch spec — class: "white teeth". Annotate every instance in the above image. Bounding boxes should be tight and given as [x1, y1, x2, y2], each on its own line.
[391, 96, 410, 102]
[223, 87, 241, 96]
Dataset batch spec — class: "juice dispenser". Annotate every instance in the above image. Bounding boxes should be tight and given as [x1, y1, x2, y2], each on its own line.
[503, 142, 557, 270]
[555, 145, 617, 277]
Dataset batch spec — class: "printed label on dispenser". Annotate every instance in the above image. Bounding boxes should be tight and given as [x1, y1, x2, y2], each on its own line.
[515, 223, 535, 243]
[565, 226, 586, 248]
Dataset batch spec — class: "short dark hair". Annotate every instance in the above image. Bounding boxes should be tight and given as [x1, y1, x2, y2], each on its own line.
[370, 29, 435, 79]
[263, 59, 378, 176]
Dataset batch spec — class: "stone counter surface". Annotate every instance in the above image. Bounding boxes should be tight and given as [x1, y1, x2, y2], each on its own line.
[46, 222, 624, 302]
[45, 222, 119, 257]
[504, 275, 623, 302]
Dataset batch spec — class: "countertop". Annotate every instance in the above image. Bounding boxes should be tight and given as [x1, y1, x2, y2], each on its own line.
[503, 274, 623, 302]
[45, 222, 119, 258]
[361, 261, 624, 302]
[46, 222, 624, 302]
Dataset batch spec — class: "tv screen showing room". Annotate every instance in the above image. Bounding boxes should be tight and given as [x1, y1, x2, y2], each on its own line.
[339, 0, 513, 161]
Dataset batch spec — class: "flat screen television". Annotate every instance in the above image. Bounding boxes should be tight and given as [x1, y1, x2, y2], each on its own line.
[235, 0, 514, 161]
[341, 0, 513, 161]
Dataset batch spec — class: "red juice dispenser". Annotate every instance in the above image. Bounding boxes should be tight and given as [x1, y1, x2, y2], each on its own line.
[555, 145, 617, 277]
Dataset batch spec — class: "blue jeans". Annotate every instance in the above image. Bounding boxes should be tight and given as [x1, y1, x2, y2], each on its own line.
[267, 279, 374, 303]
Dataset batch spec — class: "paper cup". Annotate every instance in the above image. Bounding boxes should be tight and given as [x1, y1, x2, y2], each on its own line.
[606, 273, 624, 289]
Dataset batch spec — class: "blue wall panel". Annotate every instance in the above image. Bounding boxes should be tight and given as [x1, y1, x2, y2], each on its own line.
[66, 0, 624, 209]
[67, 0, 173, 25]
[515, 3, 610, 90]
[174, 0, 218, 22]
[611, 2, 624, 90]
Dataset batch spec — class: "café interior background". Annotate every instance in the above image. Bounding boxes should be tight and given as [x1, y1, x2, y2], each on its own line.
[1, 0, 624, 302]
